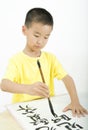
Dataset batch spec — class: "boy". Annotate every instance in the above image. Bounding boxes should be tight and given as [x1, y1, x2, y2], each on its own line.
[1, 8, 88, 117]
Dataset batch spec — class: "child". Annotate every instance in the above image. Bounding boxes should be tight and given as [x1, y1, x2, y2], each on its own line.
[1, 8, 88, 117]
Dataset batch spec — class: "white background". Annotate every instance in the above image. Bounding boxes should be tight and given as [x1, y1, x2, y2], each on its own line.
[0, 0, 88, 108]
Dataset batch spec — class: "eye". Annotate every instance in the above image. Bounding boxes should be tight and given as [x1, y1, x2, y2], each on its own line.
[44, 36, 49, 39]
[34, 35, 40, 38]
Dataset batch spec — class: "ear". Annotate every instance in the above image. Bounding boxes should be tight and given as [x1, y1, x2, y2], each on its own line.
[22, 25, 27, 35]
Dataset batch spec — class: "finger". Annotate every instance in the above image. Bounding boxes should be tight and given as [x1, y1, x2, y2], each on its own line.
[76, 110, 81, 118]
[37, 82, 49, 91]
[79, 110, 86, 117]
[36, 87, 49, 97]
[73, 109, 83, 117]
[72, 109, 76, 117]
[31, 86, 48, 97]
[39, 83, 49, 97]
[80, 108, 88, 116]
[40, 83, 49, 90]
[82, 108, 88, 114]
[39, 86, 49, 94]
[38, 86, 48, 91]
[63, 107, 68, 112]
[72, 106, 88, 117]
[63, 105, 71, 112]
[33, 89, 46, 97]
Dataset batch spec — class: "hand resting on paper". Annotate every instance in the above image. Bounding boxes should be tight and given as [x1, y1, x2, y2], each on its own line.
[62, 75, 88, 117]
[63, 102, 88, 117]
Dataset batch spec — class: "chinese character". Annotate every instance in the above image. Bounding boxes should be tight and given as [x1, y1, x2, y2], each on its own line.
[36, 126, 56, 130]
[27, 114, 49, 125]
[52, 114, 71, 123]
[17, 105, 37, 114]
[57, 122, 83, 130]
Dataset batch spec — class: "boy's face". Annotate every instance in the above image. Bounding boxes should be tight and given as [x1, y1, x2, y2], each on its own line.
[22, 22, 53, 53]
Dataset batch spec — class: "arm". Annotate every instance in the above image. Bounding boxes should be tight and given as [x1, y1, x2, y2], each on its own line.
[1, 79, 49, 97]
[62, 75, 88, 117]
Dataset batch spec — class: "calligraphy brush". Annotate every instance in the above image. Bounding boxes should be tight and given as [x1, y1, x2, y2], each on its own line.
[37, 60, 58, 118]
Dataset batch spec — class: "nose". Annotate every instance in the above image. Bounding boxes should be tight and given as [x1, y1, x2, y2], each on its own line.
[37, 37, 44, 45]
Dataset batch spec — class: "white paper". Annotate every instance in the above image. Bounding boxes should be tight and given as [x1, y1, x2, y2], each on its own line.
[6, 94, 88, 130]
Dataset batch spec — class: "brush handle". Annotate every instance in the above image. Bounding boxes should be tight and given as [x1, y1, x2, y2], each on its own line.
[37, 60, 58, 117]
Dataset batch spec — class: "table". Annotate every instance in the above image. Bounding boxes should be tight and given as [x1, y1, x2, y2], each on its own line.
[0, 110, 21, 130]
[0, 93, 88, 130]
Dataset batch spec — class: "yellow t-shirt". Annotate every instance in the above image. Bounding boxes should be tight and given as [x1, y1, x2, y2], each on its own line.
[3, 51, 67, 103]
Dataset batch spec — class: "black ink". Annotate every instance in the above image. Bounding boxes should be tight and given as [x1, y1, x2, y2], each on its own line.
[71, 122, 83, 129]
[60, 114, 71, 121]
[57, 122, 71, 127]
[51, 114, 71, 123]
[17, 105, 37, 114]
[36, 126, 56, 130]
[57, 122, 83, 130]
[27, 114, 49, 125]
[65, 125, 72, 130]
[16, 105, 84, 130]
[48, 98, 58, 118]
[76, 124, 84, 129]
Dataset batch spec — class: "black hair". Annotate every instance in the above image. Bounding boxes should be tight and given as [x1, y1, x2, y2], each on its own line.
[24, 8, 54, 28]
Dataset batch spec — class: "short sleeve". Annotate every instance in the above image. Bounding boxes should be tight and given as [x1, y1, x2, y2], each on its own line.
[3, 58, 19, 82]
[52, 55, 67, 80]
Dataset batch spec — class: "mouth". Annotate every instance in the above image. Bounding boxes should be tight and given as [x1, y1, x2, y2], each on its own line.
[35, 45, 41, 48]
